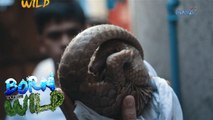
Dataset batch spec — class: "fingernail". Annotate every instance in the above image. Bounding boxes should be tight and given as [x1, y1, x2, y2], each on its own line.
[126, 96, 134, 107]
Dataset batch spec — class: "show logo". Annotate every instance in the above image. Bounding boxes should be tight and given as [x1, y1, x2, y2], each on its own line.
[21, 0, 50, 8]
[175, 7, 197, 16]
[4, 73, 64, 116]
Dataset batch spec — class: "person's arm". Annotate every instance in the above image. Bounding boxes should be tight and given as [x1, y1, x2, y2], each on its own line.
[60, 92, 78, 120]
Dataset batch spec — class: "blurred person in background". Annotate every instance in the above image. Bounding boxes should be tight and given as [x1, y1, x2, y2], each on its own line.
[6, 0, 139, 120]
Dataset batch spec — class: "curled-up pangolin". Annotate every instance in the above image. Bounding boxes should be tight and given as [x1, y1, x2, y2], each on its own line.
[58, 24, 152, 119]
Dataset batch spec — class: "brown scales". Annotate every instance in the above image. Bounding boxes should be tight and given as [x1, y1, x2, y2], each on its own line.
[58, 24, 152, 119]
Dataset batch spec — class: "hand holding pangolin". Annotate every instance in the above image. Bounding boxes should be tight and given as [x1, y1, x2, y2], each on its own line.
[58, 24, 152, 119]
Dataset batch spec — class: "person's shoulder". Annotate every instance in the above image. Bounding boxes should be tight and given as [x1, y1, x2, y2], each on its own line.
[32, 58, 55, 79]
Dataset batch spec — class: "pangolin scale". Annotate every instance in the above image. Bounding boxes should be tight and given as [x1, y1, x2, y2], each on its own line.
[58, 24, 152, 119]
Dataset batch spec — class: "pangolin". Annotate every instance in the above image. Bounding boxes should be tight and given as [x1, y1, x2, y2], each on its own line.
[58, 24, 152, 119]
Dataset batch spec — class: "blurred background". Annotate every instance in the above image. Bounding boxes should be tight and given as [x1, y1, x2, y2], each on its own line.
[0, 0, 212, 120]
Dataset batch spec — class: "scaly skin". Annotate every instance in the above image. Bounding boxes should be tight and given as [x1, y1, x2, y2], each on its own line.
[58, 25, 152, 119]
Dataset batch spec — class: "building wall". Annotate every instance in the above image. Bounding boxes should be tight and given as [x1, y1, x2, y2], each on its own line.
[129, 0, 213, 120]
[129, 0, 170, 80]
[178, 0, 213, 120]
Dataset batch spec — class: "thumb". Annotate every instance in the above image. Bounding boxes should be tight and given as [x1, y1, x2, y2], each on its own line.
[122, 95, 137, 120]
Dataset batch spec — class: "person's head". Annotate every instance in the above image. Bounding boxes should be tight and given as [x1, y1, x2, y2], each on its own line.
[34, 0, 86, 63]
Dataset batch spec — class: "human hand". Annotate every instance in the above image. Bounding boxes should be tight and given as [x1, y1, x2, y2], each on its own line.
[61, 93, 137, 120]
[122, 95, 137, 120]
[60, 91, 78, 120]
